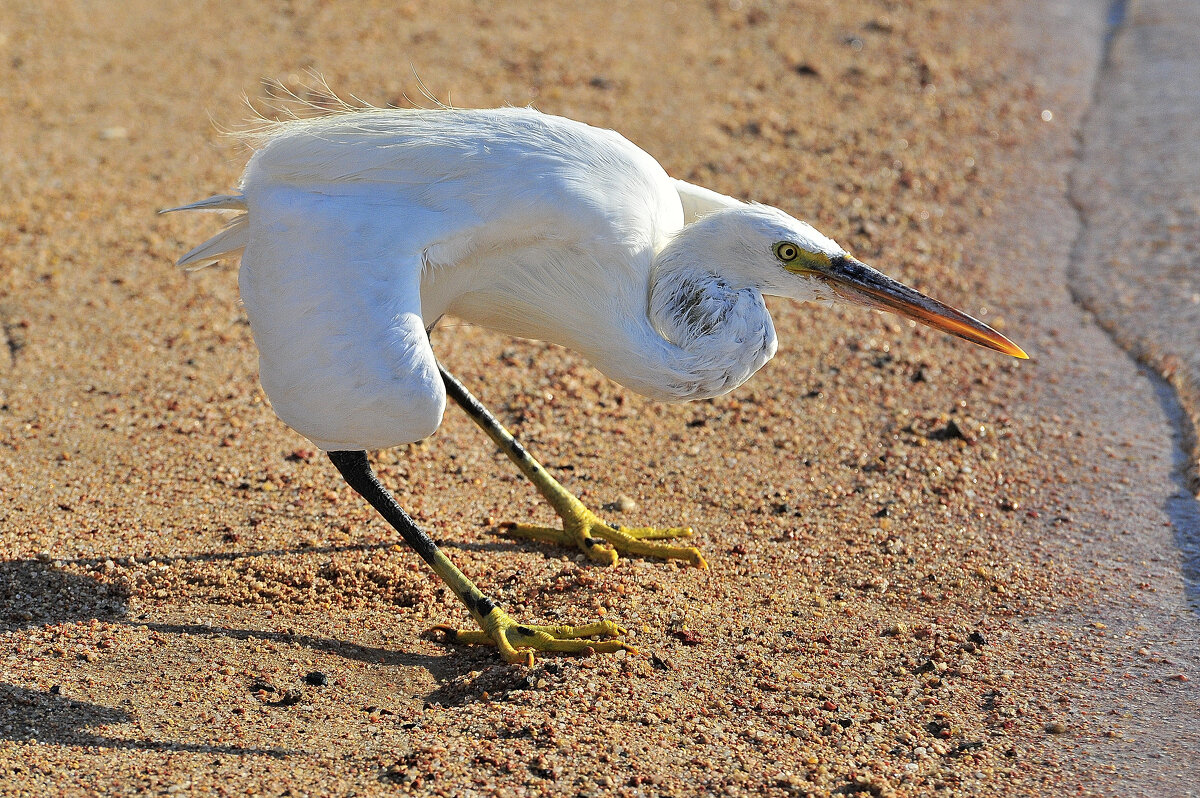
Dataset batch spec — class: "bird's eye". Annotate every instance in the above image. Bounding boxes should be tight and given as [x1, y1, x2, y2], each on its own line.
[773, 242, 800, 262]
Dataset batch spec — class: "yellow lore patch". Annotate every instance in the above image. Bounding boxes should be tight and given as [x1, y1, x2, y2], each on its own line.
[782, 248, 833, 274]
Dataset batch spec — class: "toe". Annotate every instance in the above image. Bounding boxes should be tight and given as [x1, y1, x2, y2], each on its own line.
[580, 535, 619, 566]
[621, 525, 695, 541]
[548, 621, 625, 639]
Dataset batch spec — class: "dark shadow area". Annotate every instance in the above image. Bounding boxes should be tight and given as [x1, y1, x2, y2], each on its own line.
[1, 543, 486, 683]
[142, 622, 537, 712]
[143, 621, 466, 681]
[1143, 362, 1200, 611]
[439, 536, 547, 556]
[0, 683, 296, 757]
[423, 661, 544, 707]
[60, 535, 561, 567]
[58, 540, 399, 571]
[0, 559, 128, 633]
[2, 542, 413, 634]
[1103, 0, 1129, 52]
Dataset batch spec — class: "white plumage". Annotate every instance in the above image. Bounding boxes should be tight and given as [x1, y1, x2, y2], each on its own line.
[169, 105, 1023, 452]
[165, 104, 1028, 664]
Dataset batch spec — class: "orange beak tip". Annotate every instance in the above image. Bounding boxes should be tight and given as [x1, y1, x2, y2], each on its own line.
[991, 338, 1029, 360]
[820, 259, 1030, 362]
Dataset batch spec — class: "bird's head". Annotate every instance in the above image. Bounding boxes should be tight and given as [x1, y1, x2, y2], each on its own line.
[669, 204, 1027, 359]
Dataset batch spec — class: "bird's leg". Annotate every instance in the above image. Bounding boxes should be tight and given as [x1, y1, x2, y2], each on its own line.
[327, 450, 632, 665]
[437, 363, 707, 568]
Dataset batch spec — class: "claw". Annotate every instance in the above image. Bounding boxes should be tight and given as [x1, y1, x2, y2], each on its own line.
[431, 608, 635, 665]
[426, 623, 463, 643]
[500, 507, 706, 567]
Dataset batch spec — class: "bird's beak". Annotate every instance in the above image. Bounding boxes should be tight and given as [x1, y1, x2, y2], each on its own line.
[817, 256, 1028, 359]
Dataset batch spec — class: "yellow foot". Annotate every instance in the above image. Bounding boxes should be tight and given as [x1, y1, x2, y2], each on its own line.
[500, 505, 707, 568]
[429, 607, 635, 666]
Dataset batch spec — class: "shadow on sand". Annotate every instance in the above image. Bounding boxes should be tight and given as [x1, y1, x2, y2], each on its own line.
[0, 683, 297, 757]
[1, 543, 515, 755]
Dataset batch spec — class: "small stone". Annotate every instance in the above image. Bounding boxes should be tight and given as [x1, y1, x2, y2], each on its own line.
[304, 671, 329, 686]
[1045, 721, 1068, 734]
[941, 418, 971, 442]
[884, 622, 908, 636]
[671, 629, 702, 646]
[617, 495, 637, 512]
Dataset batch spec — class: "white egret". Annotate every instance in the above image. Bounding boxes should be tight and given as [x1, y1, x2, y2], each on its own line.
[166, 106, 1025, 665]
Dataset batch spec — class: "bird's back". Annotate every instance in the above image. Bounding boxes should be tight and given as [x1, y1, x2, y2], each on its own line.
[243, 107, 675, 249]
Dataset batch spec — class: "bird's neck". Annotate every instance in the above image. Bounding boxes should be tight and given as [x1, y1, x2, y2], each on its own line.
[640, 258, 778, 401]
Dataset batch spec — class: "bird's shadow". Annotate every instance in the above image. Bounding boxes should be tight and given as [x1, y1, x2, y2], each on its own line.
[2, 543, 406, 634]
[0, 544, 519, 754]
[0, 682, 297, 757]
[1, 546, 488, 674]
[141, 618, 460, 677]
[0, 557, 127, 634]
[439, 535, 547, 557]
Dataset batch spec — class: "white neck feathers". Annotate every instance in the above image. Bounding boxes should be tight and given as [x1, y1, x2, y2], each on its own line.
[638, 255, 778, 401]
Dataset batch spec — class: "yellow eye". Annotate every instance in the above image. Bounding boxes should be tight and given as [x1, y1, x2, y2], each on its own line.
[774, 242, 800, 262]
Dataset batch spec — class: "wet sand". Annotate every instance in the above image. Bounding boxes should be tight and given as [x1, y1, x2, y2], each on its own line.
[1071, 0, 1200, 499]
[2, 1, 1198, 795]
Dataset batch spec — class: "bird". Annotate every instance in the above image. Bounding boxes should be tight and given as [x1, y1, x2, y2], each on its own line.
[165, 104, 1026, 665]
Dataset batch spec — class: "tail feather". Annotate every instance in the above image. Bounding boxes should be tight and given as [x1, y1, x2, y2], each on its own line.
[160, 194, 247, 214]
[162, 194, 249, 268]
[176, 214, 248, 268]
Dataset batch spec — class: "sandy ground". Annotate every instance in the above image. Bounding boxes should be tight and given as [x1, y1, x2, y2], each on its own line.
[1, 1, 1198, 796]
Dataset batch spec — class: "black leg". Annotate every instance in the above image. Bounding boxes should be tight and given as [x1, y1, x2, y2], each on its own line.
[327, 450, 496, 619]
[325, 449, 633, 663]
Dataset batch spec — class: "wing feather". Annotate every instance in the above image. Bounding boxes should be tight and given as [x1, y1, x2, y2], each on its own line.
[239, 187, 445, 450]
[674, 180, 742, 223]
